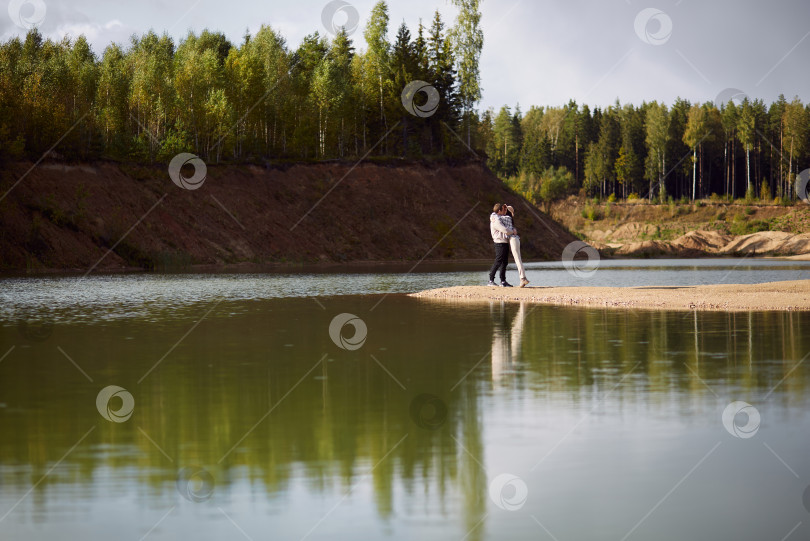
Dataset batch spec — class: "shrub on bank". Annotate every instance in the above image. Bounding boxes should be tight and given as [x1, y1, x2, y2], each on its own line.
[581, 205, 603, 221]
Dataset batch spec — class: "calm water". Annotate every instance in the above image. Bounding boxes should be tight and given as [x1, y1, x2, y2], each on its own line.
[1, 260, 809, 540]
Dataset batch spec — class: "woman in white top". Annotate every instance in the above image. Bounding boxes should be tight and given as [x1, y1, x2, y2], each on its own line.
[501, 205, 529, 287]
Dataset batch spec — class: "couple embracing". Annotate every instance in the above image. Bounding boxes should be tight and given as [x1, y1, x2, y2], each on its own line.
[488, 203, 530, 288]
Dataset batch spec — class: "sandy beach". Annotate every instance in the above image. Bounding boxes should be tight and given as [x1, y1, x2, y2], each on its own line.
[411, 279, 810, 311]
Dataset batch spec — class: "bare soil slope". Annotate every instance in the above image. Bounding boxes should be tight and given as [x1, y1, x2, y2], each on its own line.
[550, 197, 810, 258]
[0, 161, 575, 273]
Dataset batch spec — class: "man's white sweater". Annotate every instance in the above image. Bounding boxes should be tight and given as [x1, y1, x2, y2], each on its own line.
[490, 213, 511, 243]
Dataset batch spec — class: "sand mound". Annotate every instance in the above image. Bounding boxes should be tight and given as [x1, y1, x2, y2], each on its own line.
[719, 231, 810, 256]
[673, 230, 733, 252]
[614, 240, 676, 256]
[610, 230, 810, 258]
[598, 222, 658, 242]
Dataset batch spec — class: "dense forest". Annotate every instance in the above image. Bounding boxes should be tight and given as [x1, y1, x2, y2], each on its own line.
[0, 1, 481, 165]
[492, 96, 809, 204]
[0, 0, 807, 203]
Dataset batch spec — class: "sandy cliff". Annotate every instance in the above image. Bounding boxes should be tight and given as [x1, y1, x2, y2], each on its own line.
[0, 160, 576, 272]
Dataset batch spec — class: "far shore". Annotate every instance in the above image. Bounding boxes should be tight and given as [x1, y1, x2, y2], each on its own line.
[0, 259, 512, 277]
[4, 253, 810, 277]
[411, 280, 810, 312]
[5, 253, 810, 277]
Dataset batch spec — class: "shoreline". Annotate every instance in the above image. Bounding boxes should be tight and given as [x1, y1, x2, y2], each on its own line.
[410, 279, 810, 312]
[0, 259, 501, 278]
[4, 254, 810, 277]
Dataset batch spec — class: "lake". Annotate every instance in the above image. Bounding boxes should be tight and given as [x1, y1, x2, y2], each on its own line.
[1, 259, 809, 540]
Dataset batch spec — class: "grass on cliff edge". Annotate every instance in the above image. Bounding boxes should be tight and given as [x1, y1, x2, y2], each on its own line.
[549, 195, 810, 242]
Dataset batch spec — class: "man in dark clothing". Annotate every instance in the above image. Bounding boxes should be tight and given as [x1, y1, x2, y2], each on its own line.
[488, 203, 516, 287]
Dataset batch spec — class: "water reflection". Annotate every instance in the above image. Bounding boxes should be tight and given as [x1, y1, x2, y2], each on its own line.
[1, 296, 809, 540]
[1, 258, 809, 324]
[490, 302, 527, 384]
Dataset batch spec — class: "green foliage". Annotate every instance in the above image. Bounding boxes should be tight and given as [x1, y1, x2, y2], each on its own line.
[0, 7, 808, 204]
[745, 185, 756, 202]
[157, 125, 192, 162]
[656, 182, 667, 204]
[639, 225, 673, 241]
[728, 214, 771, 235]
[645, 101, 669, 200]
[538, 166, 574, 205]
[487, 105, 521, 177]
[504, 165, 573, 209]
[448, 0, 483, 145]
[668, 200, 677, 216]
[0, 123, 25, 162]
[581, 204, 603, 221]
[0, 7, 472, 164]
[760, 180, 771, 201]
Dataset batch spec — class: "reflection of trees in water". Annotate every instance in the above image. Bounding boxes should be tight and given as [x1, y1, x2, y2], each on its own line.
[0, 307, 489, 533]
[0, 306, 808, 534]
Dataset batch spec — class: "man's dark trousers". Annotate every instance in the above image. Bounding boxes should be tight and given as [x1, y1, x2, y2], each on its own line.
[489, 243, 510, 283]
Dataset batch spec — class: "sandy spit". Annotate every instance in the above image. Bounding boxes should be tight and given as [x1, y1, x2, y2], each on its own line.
[410, 280, 810, 312]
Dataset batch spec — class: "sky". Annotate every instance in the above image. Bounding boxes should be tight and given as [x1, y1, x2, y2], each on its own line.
[2, 0, 808, 112]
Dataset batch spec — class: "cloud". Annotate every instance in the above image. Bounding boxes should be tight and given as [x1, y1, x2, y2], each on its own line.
[1, 0, 807, 109]
[49, 19, 136, 51]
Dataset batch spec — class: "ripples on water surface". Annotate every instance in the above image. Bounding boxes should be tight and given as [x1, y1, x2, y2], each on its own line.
[1, 258, 808, 323]
[0, 259, 809, 540]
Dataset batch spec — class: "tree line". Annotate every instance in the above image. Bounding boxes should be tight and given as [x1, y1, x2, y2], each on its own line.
[0, 1, 483, 165]
[1, 0, 807, 204]
[486, 96, 809, 204]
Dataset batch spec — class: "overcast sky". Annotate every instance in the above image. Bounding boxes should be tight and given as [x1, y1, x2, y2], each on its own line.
[2, 0, 808, 111]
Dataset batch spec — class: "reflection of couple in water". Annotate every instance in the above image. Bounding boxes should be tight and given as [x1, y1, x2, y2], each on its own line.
[490, 301, 527, 383]
[488, 203, 529, 288]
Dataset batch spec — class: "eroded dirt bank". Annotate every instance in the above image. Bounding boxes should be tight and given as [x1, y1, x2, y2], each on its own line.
[0, 161, 576, 273]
